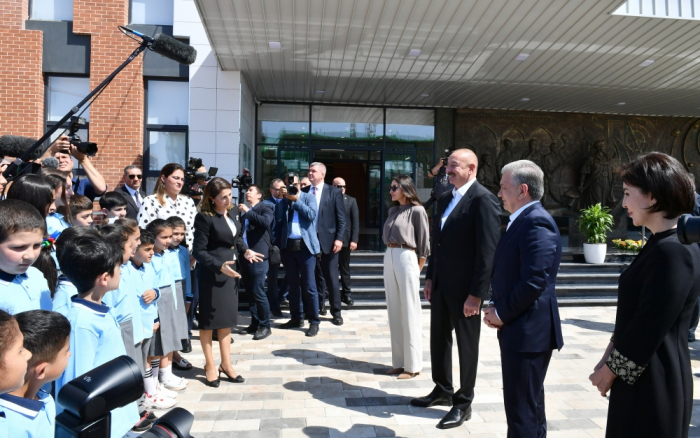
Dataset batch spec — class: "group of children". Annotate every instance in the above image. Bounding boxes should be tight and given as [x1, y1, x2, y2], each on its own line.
[0, 193, 193, 437]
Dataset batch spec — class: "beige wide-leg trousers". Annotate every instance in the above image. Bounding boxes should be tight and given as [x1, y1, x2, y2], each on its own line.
[383, 247, 423, 373]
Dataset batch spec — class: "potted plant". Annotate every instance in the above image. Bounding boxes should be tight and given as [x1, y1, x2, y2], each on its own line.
[577, 203, 614, 264]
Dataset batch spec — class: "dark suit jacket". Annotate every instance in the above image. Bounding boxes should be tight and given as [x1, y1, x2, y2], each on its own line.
[117, 185, 146, 220]
[193, 211, 249, 283]
[426, 180, 501, 314]
[341, 194, 359, 246]
[491, 202, 564, 353]
[240, 202, 274, 259]
[302, 183, 346, 254]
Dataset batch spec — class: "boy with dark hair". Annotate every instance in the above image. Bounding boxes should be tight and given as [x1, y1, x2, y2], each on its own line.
[0, 200, 53, 314]
[165, 216, 193, 355]
[54, 227, 141, 437]
[69, 194, 94, 227]
[0, 310, 71, 437]
[99, 191, 128, 223]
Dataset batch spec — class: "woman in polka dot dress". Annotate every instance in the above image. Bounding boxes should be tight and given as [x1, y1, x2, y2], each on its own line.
[137, 163, 198, 374]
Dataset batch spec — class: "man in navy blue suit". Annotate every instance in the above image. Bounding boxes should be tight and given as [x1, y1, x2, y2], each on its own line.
[484, 160, 564, 438]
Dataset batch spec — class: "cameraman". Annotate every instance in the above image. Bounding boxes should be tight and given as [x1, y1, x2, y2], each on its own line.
[41, 135, 106, 201]
[424, 156, 453, 209]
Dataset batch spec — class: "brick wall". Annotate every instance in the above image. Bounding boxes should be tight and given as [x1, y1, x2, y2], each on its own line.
[0, 0, 43, 138]
[73, 0, 144, 191]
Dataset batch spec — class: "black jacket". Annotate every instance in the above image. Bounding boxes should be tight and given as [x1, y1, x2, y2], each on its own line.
[425, 180, 501, 316]
[117, 185, 146, 220]
[193, 211, 248, 283]
[341, 194, 359, 246]
[240, 202, 274, 259]
[302, 183, 346, 254]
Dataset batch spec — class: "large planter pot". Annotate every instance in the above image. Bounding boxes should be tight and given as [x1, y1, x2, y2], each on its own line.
[583, 243, 606, 264]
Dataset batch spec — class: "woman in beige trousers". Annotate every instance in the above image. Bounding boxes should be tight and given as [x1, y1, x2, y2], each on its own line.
[382, 175, 430, 380]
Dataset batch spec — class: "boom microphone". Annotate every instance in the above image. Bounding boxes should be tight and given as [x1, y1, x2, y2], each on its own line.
[150, 33, 197, 66]
[0, 135, 44, 160]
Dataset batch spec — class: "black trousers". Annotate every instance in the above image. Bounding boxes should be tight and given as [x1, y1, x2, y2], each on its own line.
[430, 287, 481, 409]
[499, 348, 552, 438]
[315, 251, 341, 317]
[339, 246, 352, 296]
[266, 262, 281, 311]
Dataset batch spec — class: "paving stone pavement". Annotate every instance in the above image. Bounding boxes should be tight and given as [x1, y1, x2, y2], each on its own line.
[158, 306, 700, 438]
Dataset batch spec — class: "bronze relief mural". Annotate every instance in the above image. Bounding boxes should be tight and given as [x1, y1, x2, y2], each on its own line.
[456, 109, 698, 241]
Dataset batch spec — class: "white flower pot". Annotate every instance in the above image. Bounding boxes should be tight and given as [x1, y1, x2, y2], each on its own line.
[583, 243, 607, 264]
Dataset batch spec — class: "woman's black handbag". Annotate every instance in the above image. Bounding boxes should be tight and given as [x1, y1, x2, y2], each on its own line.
[262, 230, 282, 265]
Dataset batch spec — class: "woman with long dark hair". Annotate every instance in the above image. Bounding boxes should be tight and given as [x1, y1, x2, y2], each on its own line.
[382, 175, 430, 380]
[193, 177, 263, 387]
[589, 153, 700, 438]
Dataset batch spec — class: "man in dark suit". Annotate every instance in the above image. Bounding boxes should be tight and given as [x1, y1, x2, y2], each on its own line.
[239, 184, 275, 340]
[484, 160, 564, 438]
[333, 177, 359, 305]
[118, 165, 146, 220]
[276, 173, 322, 337]
[303, 162, 347, 326]
[263, 178, 286, 318]
[411, 149, 501, 429]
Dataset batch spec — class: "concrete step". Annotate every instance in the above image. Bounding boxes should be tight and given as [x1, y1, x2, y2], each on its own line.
[335, 296, 618, 310]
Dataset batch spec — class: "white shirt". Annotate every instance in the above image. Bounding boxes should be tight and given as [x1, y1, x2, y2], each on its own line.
[506, 201, 540, 231]
[124, 184, 142, 208]
[311, 183, 323, 231]
[440, 178, 476, 230]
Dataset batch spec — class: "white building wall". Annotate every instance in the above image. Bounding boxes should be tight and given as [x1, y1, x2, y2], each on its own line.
[239, 74, 255, 174]
[173, 0, 242, 181]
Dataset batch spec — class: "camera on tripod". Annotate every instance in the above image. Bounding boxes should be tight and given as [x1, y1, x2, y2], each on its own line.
[182, 157, 218, 197]
[67, 117, 98, 157]
[55, 356, 194, 438]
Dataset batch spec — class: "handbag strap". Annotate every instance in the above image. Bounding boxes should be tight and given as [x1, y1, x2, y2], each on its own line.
[261, 226, 276, 250]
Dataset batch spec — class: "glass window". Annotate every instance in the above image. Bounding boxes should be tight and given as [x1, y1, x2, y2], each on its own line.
[311, 106, 384, 147]
[48, 76, 90, 121]
[257, 104, 309, 145]
[147, 131, 187, 171]
[147, 81, 188, 125]
[386, 109, 434, 148]
[31, 0, 74, 21]
[257, 145, 278, 187]
[130, 0, 174, 25]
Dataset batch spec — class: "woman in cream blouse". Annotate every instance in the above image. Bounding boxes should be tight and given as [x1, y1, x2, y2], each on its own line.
[382, 175, 430, 379]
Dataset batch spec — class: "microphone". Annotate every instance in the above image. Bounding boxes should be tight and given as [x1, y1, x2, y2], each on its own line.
[150, 33, 197, 66]
[120, 27, 197, 65]
[42, 157, 60, 169]
[0, 135, 44, 160]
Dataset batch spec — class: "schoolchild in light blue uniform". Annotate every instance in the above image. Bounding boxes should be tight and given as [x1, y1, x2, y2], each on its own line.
[2, 309, 71, 438]
[46, 211, 70, 237]
[54, 227, 140, 438]
[52, 276, 78, 317]
[0, 390, 55, 438]
[0, 200, 53, 315]
[165, 216, 191, 343]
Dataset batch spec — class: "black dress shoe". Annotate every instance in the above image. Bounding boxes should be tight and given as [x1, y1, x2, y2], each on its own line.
[218, 366, 245, 383]
[341, 295, 354, 306]
[331, 315, 344, 326]
[271, 309, 284, 318]
[319, 304, 327, 316]
[279, 319, 305, 329]
[204, 377, 220, 388]
[306, 323, 319, 337]
[437, 406, 471, 429]
[280, 299, 290, 308]
[244, 324, 259, 334]
[180, 338, 192, 353]
[253, 327, 272, 340]
[411, 389, 453, 408]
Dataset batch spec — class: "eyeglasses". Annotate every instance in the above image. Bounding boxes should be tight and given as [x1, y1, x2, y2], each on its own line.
[389, 185, 400, 192]
[127, 174, 143, 180]
[335, 185, 346, 189]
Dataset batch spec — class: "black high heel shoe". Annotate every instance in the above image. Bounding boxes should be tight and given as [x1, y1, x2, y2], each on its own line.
[218, 366, 245, 383]
[204, 369, 220, 387]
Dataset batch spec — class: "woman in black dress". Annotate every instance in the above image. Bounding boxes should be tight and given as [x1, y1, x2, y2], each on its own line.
[193, 178, 263, 387]
[589, 152, 700, 438]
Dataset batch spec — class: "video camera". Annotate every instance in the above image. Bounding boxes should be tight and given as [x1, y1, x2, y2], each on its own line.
[231, 168, 253, 201]
[283, 171, 299, 195]
[182, 157, 218, 197]
[67, 117, 98, 157]
[56, 356, 194, 438]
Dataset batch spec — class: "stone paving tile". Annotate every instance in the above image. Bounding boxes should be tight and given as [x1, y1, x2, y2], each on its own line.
[157, 307, 700, 437]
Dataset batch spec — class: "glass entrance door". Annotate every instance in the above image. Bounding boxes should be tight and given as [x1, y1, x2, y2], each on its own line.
[383, 150, 416, 210]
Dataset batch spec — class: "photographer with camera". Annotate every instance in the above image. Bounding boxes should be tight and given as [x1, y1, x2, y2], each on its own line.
[40, 134, 106, 202]
[423, 152, 454, 209]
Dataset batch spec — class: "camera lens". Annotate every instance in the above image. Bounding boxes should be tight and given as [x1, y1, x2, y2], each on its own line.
[678, 214, 700, 244]
[287, 185, 299, 196]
